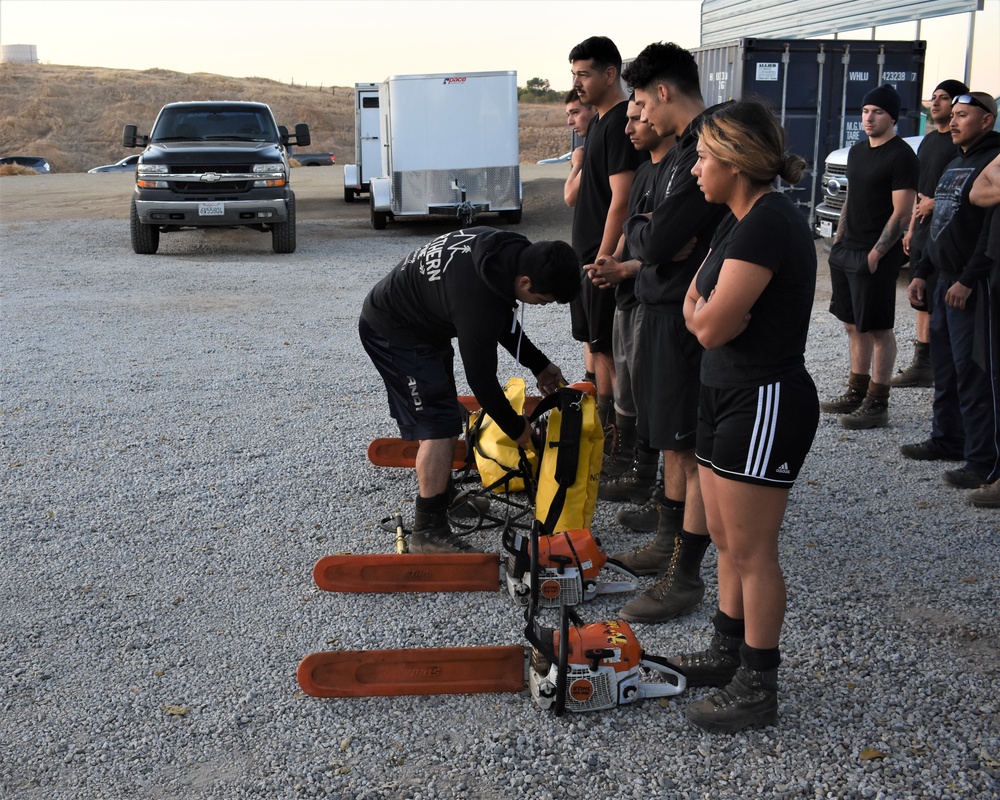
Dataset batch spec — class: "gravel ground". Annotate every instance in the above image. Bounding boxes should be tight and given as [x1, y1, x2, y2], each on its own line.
[1, 172, 998, 799]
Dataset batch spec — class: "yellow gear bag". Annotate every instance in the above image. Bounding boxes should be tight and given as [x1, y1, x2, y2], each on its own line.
[531, 385, 603, 534]
[467, 377, 539, 494]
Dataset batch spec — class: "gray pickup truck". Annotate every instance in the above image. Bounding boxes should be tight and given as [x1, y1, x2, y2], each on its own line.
[123, 101, 310, 254]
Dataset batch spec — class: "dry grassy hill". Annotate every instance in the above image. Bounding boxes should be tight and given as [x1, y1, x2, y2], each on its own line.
[0, 63, 569, 174]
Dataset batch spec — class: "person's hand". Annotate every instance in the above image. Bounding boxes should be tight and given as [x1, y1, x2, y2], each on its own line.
[570, 146, 584, 170]
[945, 281, 972, 310]
[867, 248, 881, 274]
[907, 277, 926, 308]
[902, 229, 911, 255]
[590, 254, 635, 288]
[515, 417, 534, 450]
[671, 237, 697, 262]
[914, 193, 934, 221]
[535, 363, 565, 396]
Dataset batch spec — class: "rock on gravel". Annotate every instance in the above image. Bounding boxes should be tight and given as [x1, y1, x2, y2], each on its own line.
[1, 171, 997, 800]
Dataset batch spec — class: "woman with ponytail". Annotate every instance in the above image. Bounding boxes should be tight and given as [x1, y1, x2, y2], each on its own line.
[676, 100, 819, 733]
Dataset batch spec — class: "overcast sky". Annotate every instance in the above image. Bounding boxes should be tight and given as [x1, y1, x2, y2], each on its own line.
[1, 0, 997, 96]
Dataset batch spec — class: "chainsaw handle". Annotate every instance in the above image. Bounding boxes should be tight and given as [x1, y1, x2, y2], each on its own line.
[636, 654, 687, 698]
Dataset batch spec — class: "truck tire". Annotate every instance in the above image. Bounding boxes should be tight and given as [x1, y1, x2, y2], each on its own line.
[370, 194, 387, 230]
[130, 200, 159, 254]
[343, 187, 355, 203]
[272, 194, 297, 253]
[500, 207, 522, 224]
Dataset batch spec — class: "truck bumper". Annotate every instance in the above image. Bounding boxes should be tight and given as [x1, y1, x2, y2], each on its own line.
[135, 197, 289, 226]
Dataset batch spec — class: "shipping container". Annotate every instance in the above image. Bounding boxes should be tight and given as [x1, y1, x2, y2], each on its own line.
[689, 38, 926, 227]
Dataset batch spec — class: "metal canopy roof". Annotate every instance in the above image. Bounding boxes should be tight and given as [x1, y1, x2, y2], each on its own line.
[701, 0, 984, 44]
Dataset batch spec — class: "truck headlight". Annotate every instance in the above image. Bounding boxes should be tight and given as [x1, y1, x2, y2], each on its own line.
[136, 163, 169, 188]
[253, 163, 286, 187]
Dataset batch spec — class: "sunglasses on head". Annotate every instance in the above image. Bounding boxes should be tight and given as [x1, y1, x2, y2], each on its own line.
[954, 94, 994, 114]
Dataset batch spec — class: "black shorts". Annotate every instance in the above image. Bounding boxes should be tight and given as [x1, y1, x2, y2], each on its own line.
[358, 317, 463, 441]
[635, 311, 702, 451]
[828, 242, 904, 332]
[696, 371, 819, 487]
[569, 272, 616, 353]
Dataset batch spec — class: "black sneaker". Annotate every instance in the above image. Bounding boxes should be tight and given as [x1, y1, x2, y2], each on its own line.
[899, 440, 963, 461]
[685, 665, 778, 734]
[943, 467, 989, 490]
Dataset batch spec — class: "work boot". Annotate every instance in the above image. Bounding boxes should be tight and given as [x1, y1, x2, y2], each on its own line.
[899, 440, 963, 461]
[409, 508, 482, 554]
[610, 504, 683, 575]
[668, 628, 742, 688]
[601, 415, 637, 481]
[890, 341, 933, 388]
[839, 393, 888, 430]
[599, 455, 657, 503]
[685, 665, 779, 734]
[448, 486, 491, 519]
[615, 481, 665, 532]
[619, 532, 709, 622]
[969, 479, 1000, 508]
[820, 373, 870, 414]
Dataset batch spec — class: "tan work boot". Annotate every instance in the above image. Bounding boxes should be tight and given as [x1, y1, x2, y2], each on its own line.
[619, 533, 710, 622]
[609, 504, 683, 575]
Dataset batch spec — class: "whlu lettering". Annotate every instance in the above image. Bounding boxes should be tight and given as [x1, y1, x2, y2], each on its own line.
[849, 71, 870, 81]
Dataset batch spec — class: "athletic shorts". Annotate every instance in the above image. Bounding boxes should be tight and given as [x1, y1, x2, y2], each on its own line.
[358, 316, 463, 441]
[612, 303, 643, 418]
[569, 273, 616, 353]
[696, 370, 819, 487]
[828, 242, 905, 333]
[635, 310, 701, 452]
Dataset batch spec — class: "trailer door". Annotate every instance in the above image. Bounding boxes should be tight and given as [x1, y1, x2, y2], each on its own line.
[358, 91, 381, 185]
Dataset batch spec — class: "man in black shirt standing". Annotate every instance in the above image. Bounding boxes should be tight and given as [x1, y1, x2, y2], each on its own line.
[897, 79, 968, 387]
[568, 36, 643, 427]
[822, 83, 919, 429]
[609, 42, 730, 624]
[359, 228, 580, 554]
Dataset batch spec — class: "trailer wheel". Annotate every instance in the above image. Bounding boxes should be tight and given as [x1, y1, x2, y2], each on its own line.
[130, 200, 160, 254]
[370, 195, 387, 230]
[343, 187, 355, 203]
[500, 207, 522, 225]
[272, 194, 297, 253]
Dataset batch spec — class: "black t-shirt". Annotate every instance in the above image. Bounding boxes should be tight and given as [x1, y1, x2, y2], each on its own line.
[571, 100, 643, 264]
[910, 130, 959, 252]
[616, 155, 656, 310]
[695, 193, 817, 388]
[361, 227, 549, 439]
[842, 135, 918, 251]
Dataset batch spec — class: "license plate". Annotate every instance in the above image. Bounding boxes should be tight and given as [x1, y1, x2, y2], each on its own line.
[198, 202, 225, 216]
[819, 221, 833, 238]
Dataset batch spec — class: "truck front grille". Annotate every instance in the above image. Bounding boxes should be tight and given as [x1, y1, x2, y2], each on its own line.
[173, 180, 251, 193]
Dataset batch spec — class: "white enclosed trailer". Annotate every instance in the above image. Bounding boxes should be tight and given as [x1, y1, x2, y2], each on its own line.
[368, 70, 522, 229]
[343, 82, 381, 203]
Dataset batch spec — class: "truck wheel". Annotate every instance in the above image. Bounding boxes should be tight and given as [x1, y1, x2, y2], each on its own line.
[130, 200, 159, 254]
[343, 187, 355, 203]
[272, 194, 297, 253]
[500, 207, 522, 224]
[370, 194, 387, 230]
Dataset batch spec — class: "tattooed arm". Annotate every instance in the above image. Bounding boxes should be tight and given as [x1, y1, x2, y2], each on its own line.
[868, 187, 915, 272]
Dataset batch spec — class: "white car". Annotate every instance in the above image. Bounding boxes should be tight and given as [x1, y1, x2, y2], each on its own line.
[88, 154, 141, 173]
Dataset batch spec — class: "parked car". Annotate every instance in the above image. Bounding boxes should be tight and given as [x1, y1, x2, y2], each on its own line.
[88, 154, 141, 173]
[289, 152, 335, 166]
[537, 151, 572, 164]
[0, 155, 52, 174]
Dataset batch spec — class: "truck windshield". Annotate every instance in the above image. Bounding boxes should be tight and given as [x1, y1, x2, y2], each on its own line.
[151, 107, 277, 142]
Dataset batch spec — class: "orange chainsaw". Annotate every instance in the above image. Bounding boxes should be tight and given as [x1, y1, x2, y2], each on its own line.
[297, 604, 686, 714]
[311, 517, 638, 607]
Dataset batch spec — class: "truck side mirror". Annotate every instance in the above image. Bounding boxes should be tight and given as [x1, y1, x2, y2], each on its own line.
[123, 124, 139, 148]
[294, 123, 311, 148]
[278, 125, 289, 145]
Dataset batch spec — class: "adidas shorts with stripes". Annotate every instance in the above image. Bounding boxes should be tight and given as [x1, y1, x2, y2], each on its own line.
[696, 371, 819, 487]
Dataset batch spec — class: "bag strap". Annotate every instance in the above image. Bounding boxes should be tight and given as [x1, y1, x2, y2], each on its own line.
[538, 389, 585, 535]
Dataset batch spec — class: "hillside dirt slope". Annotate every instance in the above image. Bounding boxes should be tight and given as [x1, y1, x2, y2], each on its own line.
[0, 63, 569, 173]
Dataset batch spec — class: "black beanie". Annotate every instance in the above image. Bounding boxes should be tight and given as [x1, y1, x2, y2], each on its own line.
[934, 79, 969, 100]
[862, 83, 902, 121]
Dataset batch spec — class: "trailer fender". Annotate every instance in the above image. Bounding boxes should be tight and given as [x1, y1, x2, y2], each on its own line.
[344, 164, 360, 190]
[370, 177, 392, 212]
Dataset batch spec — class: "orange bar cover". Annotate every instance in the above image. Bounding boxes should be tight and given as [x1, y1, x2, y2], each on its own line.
[313, 553, 502, 593]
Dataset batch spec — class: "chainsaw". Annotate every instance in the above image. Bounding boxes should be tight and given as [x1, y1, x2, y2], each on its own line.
[312, 517, 638, 607]
[297, 603, 686, 714]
